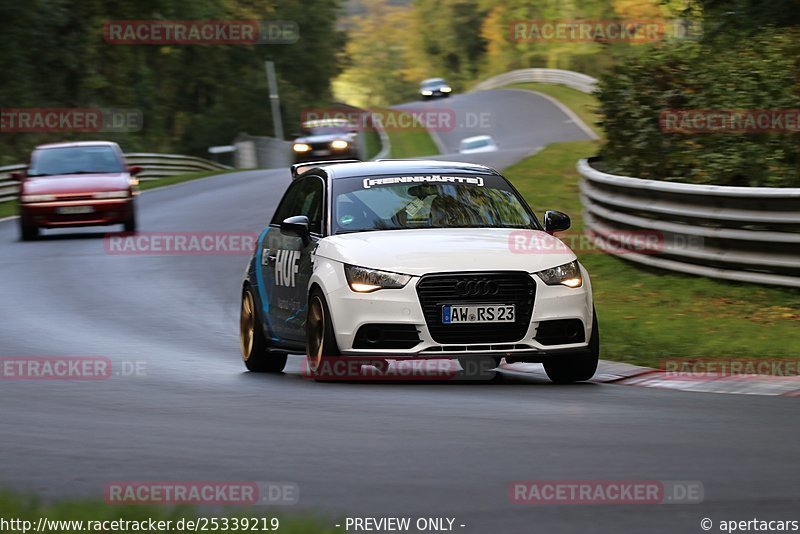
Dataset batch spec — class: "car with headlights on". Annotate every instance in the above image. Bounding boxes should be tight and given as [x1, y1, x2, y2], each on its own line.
[240, 159, 598, 383]
[419, 78, 452, 99]
[13, 141, 140, 240]
[291, 118, 359, 163]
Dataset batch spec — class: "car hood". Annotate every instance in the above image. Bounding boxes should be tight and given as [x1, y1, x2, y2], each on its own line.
[316, 228, 576, 276]
[23, 173, 131, 195]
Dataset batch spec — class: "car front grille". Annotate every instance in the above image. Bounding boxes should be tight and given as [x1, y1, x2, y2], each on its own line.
[416, 272, 536, 344]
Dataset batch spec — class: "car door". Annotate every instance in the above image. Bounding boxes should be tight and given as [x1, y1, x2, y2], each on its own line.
[260, 175, 326, 344]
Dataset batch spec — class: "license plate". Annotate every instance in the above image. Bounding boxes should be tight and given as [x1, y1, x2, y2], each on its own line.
[442, 304, 515, 324]
[314, 150, 331, 156]
[56, 206, 95, 215]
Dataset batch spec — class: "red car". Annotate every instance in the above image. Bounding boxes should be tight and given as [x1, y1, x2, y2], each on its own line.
[13, 141, 140, 240]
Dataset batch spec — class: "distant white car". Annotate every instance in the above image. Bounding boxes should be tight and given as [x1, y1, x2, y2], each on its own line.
[458, 135, 498, 154]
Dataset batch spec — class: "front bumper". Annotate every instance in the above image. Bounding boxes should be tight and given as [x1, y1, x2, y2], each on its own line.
[20, 199, 134, 228]
[293, 147, 358, 163]
[324, 268, 593, 359]
[421, 90, 450, 98]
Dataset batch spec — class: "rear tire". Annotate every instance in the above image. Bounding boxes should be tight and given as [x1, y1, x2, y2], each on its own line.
[19, 219, 39, 241]
[544, 309, 600, 384]
[240, 285, 287, 373]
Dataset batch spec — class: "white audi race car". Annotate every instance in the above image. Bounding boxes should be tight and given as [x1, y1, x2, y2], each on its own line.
[240, 159, 598, 382]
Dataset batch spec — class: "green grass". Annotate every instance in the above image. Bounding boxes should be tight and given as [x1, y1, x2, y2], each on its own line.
[0, 491, 340, 534]
[0, 170, 237, 219]
[505, 140, 800, 367]
[374, 109, 439, 158]
[362, 129, 382, 160]
[506, 83, 603, 138]
[0, 200, 16, 219]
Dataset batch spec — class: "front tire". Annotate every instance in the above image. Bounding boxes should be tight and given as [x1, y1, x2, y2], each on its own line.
[19, 218, 39, 241]
[543, 309, 600, 384]
[123, 210, 137, 233]
[306, 289, 343, 379]
[240, 285, 287, 373]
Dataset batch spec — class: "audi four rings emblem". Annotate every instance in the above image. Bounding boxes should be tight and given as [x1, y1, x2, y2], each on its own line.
[455, 279, 499, 296]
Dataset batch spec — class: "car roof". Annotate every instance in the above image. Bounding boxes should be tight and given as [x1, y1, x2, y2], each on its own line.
[305, 159, 501, 180]
[420, 78, 445, 84]
[35, 141, 121, 150]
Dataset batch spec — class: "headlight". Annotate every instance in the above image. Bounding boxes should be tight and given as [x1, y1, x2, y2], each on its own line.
[331, 139, 349, 150]
[536, 260, 583, 288]
[20, 194, 56, 203]
[421, 90, 433, 96]
[344, 264, 411, 293]
[93, 191, 130, 199]
[440, 86, 452, 92]
[293, 143, 311, 152]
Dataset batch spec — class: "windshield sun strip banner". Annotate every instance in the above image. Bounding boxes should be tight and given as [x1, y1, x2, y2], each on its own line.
[362, 175, 484, 189]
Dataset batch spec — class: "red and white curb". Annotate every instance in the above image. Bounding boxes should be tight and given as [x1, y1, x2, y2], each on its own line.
[500, 361, 800, 397]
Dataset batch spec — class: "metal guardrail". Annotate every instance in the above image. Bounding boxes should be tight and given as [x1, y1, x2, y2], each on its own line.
[471, 68, 598, 94]
[0, 153, 231, 204]
[0, 164, 26, 203]
[578, 158, 800, 288]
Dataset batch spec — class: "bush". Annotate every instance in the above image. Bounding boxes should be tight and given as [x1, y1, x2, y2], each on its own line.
[596, 28, 800, 187]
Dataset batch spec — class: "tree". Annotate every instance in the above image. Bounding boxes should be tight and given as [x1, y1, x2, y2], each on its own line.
[0, 0, 346, 162]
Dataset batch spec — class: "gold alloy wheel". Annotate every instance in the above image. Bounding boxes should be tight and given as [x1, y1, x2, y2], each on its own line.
[240, 290, 255, 360]
[306, 295, 325, 372]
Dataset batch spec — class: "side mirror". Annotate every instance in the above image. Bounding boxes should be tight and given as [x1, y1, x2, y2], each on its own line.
[544, 210, 571, 234]
[280, 215, 310, 242]
[128, 166, 143, 176]
[10, 171, 25, 181]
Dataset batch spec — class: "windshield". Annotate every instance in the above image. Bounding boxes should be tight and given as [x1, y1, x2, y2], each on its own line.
[421, 79, 445, 88]
[28, 146, 123, 176]
[332, 174, 537, 234]
[301, 119, 351, 136]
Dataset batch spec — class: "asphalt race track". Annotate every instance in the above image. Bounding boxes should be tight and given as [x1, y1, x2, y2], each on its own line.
[0, 90, 797, 533]
[394, 88, 592, 169]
